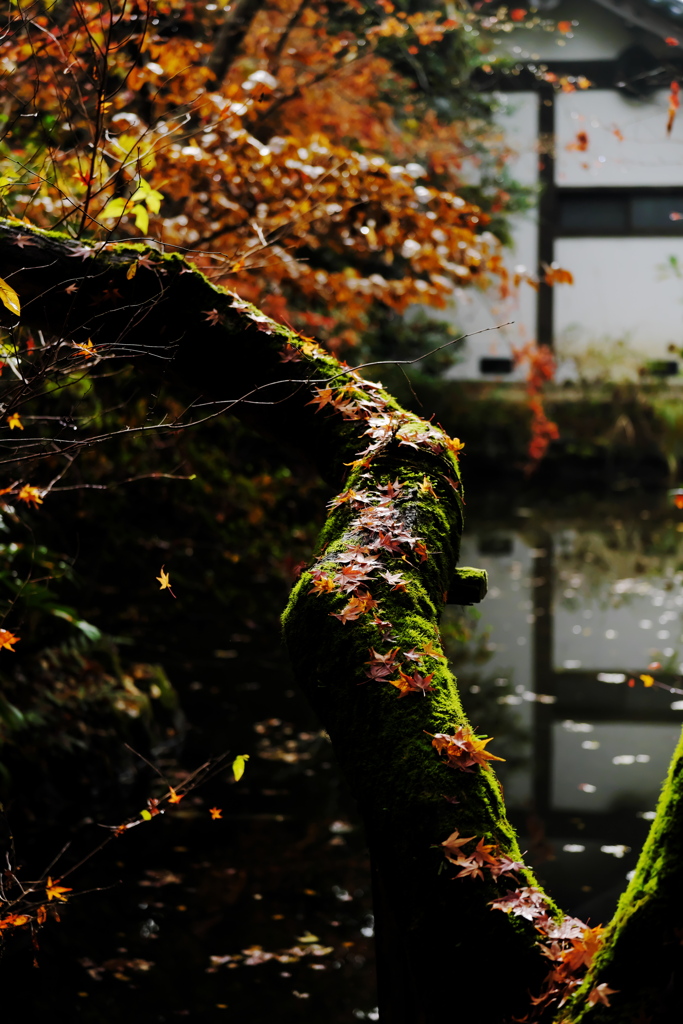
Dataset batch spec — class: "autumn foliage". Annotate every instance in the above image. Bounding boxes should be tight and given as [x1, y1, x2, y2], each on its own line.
[0, 0, 524, 354]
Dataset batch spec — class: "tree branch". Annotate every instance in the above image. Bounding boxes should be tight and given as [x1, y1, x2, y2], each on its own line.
[207, 0, 270, 86]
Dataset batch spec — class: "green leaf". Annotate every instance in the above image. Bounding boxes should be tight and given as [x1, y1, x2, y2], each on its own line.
[232, 753, 249, 781]
[100, 197, 128, 221]
[133, 204, 149, 234]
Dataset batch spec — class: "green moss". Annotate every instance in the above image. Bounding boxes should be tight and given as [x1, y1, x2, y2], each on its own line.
[282, 450, 555, 1018]
[563, 727, 683, 1022]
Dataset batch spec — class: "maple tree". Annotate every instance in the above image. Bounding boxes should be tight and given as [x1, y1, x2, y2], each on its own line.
[0, 1, 670, 1021]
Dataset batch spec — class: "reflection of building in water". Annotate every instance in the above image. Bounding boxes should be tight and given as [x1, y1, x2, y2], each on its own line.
[449, 511, 683, 914]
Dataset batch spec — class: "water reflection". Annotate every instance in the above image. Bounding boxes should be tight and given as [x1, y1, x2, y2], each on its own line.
[444, 496, 683, 920]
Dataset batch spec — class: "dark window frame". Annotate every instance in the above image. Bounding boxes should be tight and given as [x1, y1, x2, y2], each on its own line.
[555, 187, 683, 237]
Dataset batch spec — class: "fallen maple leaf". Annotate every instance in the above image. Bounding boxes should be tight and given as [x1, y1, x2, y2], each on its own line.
[421, 640, 445, 660]
[307, 387, 336, 412]
[156, 565, 176, 598]
[309, 575, 336, 596]
[587, 983, 618, 1007]
[430, 725, 505, 771]
[46, 876, 72, 902]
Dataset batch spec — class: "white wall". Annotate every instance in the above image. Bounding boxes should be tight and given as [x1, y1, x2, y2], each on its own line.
[554, 237, 683, 367]
[556, 89, 683, 186]
[446, 92, 539, 382]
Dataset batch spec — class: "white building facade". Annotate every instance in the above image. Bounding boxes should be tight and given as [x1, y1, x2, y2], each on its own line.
[448, 0, 683, 383]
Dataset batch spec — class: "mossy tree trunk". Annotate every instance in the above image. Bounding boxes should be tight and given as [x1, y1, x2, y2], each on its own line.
[0, 218, 681, 1021]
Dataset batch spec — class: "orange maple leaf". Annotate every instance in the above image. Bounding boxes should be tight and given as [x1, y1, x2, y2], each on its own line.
[421, 640, 445, 660]
[430, 725, 505, 772]
[307, 387, 335, 412]
[309, 575, 336, 596]
[0, 629, 20, 652]
[167, 787, 184, 804]
[46, 876, 72, 902]
[156, 565, 176, 598]
[587, 983, 618, 1007]
[16, 484, 43, 507]
[209, 807, 222, 820]
[0, 913, 31, 930]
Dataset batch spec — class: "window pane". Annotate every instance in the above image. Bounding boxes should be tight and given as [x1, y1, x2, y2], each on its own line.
[558, 196, 628, 231]
[631, 195, 683, 229]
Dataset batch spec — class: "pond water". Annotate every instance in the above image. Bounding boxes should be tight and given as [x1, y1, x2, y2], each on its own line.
[449, 488, 683, 924]
[8, 487, 683, 1021]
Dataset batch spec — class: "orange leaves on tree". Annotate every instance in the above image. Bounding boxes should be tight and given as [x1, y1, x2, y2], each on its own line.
[16, 484, 43, 507]
[209, 807, 222, 820]
[668, 81, 681, 135]
[45, 877, 72, 902]
[512, 344, 559, 469]
[72, 339, 95, 359]
[0, 629, 20, 652]
[0, 913, 31, 931]
[167, 787, 184, 804]
[0, 0, 517, 358]
[543, 265, 574, 287]
[7, 413, 23, 430]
